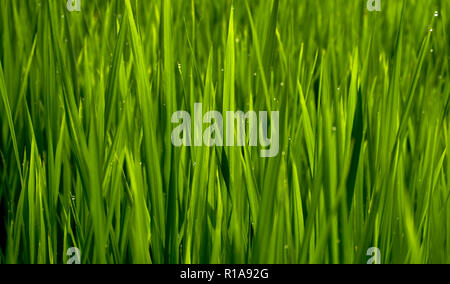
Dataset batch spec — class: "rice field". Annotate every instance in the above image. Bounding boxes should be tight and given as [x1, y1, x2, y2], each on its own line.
[0, 0, 450, 264]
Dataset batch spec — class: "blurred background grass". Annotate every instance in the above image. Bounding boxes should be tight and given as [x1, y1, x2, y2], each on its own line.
[0, 0, 449, 264]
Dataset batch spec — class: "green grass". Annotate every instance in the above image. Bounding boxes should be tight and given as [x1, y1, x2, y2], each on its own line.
[0, 0, 449, 264]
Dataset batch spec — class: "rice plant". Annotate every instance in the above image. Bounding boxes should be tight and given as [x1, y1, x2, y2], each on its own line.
[0, 0, 449, 264]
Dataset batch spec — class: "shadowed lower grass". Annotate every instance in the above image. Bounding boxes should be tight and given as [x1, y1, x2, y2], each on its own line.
[0, 0, 450, 264]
